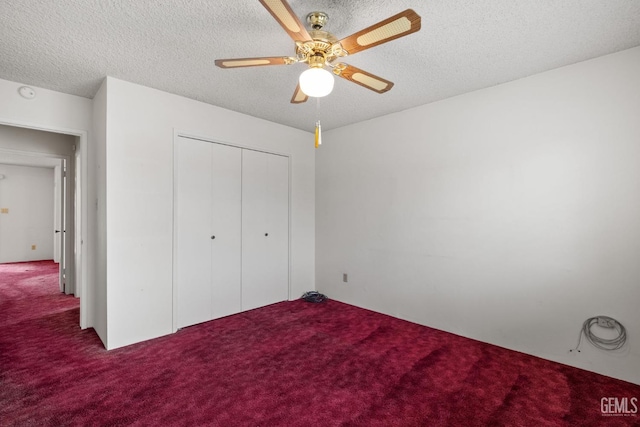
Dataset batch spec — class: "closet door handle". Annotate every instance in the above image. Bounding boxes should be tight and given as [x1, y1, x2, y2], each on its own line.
[265, 233, 269, 237]
[211, 235, 216, 240]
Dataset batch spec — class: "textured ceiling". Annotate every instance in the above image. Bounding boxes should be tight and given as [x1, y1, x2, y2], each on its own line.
[1, 1, 639, 132]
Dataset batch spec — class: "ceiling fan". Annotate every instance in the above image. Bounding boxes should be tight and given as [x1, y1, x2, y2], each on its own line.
[215, 0, 422, 103]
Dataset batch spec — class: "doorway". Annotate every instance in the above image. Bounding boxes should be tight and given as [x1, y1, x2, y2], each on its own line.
[0, 122, 88, 329]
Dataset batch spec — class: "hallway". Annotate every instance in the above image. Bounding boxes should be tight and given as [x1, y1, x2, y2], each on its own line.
[0, 260, 78, 326]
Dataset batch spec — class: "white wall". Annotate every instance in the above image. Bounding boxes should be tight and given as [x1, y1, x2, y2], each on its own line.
[316, 46, 640, 384]
[0, 164, 55, 262]
[103, 77, 315, 349]
[0, 79, 92, 132]
[91, 79, 108, 346]
[0, 125, 76, 156]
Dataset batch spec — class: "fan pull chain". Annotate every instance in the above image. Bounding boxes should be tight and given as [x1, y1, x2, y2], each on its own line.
[315, 98, 322, 149]
[315, 120, 322, 148]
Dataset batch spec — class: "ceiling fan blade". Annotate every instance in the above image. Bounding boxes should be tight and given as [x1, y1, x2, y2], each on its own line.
[290, 83, 308, 104]
[337, 9, 421, 55]
[215, 56, 293, 69]
[259, 0, 312, 42]
[336, 64, 394, 94]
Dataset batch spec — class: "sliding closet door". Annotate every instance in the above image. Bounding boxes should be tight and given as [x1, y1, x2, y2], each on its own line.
[175, 137, 242, 328]
[175, 137, 214, 328]
[241, 150, 289, 311]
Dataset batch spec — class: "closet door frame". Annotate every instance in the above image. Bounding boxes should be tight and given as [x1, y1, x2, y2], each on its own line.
[172, 131, 292, 333]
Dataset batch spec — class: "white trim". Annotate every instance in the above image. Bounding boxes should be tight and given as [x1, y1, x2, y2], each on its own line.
[171, 135, 178, 332]
[175, 130, 291, 158]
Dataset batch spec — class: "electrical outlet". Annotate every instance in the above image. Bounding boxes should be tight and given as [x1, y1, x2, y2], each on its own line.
[597, 317, 615, 328]
[343, 273, 348, 283]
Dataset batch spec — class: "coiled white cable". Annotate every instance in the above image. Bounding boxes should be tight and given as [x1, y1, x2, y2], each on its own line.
[570, 316, 626, 352]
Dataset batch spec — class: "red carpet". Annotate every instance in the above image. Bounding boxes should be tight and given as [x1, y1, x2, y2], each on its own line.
[1, 260, 639, 426]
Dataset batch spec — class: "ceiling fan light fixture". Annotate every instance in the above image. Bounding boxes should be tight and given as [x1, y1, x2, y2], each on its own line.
[299, 67, 334, 97]
[216, 2, 422, 104]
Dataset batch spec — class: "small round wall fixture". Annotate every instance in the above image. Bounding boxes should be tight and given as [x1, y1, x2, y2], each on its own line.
[18, 86, 36, 99]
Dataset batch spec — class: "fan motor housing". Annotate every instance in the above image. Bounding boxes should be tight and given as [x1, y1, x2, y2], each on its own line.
[295, 15, 345, 67]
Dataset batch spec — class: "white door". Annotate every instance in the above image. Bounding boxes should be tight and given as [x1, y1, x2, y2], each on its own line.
[210, 143, 242, 319]
[53, 163, 62, 264]
[63, 157, 75, 295]
[175, 138, 213, 328]
[57, 161, 65, 292]
[174, 137, 242, 328]
[241, 150, 289, 311]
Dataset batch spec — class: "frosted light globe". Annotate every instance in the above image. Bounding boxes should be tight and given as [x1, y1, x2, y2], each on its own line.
[299, 68, 334, 97]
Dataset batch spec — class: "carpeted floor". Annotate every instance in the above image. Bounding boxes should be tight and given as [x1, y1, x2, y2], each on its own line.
[1, 260, 639, 426]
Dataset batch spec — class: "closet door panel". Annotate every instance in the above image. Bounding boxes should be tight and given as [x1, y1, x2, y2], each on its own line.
[210, 143, 242, 318]
[242, 150, 289, 311]
[241, 149, 269, 311]
[263, 153, 289, 303]
[175, 137, 214, 328]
